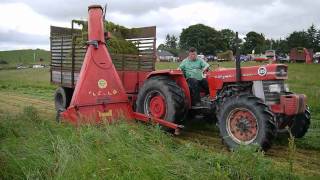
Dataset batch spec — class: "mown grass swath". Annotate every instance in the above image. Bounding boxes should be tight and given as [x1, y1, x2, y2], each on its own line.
[1, 106, 295, 179]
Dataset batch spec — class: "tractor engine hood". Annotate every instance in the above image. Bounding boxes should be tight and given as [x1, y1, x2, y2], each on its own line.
[207, 64, 288, 82]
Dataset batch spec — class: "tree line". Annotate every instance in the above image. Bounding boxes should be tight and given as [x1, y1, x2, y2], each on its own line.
[158, 24, 320, 56]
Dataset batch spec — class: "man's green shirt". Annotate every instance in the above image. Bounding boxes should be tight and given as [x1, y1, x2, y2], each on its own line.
[179, 57, 209, 80]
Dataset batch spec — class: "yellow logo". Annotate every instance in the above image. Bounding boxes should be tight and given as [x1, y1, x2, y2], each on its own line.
[99, 110, 113, 118]
[98, 79, 107, 89]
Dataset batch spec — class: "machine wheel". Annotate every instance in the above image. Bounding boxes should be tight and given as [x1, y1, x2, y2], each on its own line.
[217, 95, 276, 151]
[54, 87, 73, 111]
[290, 106, 311, 138]
[136, 76, 187, 126]
[55, 109, 64, 123]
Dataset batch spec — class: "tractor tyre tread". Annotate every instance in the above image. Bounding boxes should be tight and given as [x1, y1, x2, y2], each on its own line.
[136, 76, 187, 125]
[217, 95, 276, 151]
[290, 106, 311, 138]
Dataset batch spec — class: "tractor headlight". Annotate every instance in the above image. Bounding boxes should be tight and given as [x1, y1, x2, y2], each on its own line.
[276, 65, 288, 77]
[284, 84, 289, 92]
[269, 84, 281, 93]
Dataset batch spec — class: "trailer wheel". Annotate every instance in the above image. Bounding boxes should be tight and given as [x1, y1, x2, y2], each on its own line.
[290, 106, 311, 138]
[54, 87, 73, 111]
[136, 76, 187, 127]
[55, 109, 64, 123]
[218, 95, 276, 151]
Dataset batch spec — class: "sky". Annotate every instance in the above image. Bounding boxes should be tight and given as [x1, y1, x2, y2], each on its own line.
[0, 0, 319, 50]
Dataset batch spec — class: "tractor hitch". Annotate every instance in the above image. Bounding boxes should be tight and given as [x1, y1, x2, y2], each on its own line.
[133, 112, 184, 135]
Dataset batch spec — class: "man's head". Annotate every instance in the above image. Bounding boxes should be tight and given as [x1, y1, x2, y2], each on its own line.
[188, 47, 197, 61]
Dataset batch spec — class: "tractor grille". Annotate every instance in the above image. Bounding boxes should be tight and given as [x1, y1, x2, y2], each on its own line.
[262, 80, 285, 104]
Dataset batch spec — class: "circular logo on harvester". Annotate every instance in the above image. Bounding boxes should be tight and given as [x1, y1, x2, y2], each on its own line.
[258, 67, 267, 76]
[98, 79, 107, 89]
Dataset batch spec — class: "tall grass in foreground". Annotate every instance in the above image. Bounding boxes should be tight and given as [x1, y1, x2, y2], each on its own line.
[0, 106, 296, 179]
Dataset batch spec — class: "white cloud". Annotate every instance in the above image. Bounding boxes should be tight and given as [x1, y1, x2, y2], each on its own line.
[0, 2, 70, 50]
[0, 3, 69, 35]
[0, 0, 319, 50]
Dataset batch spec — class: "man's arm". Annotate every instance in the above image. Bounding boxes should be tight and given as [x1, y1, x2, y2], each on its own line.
[200, 58, 210, 71]
[178, 59, 186, 70]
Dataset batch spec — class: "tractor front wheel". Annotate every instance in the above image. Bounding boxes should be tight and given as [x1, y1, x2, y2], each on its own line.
[218, 95, 276, 151]
[136, 76, 187, 128]
[290, 106, 311, 138]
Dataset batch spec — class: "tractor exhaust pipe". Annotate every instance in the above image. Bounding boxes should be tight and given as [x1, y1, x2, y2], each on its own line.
[235, 32, 241, 82]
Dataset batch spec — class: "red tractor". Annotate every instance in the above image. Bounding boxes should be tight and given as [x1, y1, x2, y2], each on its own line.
[137, 62, 310, 150]
[52, 5, 310, 151]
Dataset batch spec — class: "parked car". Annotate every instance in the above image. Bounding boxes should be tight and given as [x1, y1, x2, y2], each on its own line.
[240, 55, 250, 62]
[16, 64, 28, 69]
[32, 64, 45, 69]
[197, 54, 208, 61]
[314, 52, 320, 63]
[277, 54, 290, 63]
[206, 55, 215, 61]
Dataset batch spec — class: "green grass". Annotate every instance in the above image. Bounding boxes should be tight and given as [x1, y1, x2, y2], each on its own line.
[284, 63, 320, 150]
[0, 106, 295, 179]
[0, 68, 55, 100]
[0, 62, 319, 149]
[0, 62, 319, 179]
[0, 49, 50, 69]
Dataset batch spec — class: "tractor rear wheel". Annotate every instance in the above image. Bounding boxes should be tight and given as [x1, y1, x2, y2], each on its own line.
[136, 76, 187, 128]
[218, 95, 276, 151]
[290, 106, 311, 138]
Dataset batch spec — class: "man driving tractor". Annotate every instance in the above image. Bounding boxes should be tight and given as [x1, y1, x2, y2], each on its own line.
[178, 47, 210, 107]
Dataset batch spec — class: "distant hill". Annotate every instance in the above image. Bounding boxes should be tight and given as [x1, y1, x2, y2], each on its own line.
[0, 49, 50, 69]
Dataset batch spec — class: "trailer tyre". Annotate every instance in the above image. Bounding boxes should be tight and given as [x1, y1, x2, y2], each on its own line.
[54, 87, 73, 111]
[290, 106, 311, 138]
[136, 76, 187, 129]
[218, 95, 276, 151]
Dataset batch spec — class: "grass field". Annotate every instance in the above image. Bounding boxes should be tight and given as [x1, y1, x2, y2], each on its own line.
[0, 49, 50, 70]
[0, 61, 319, 179]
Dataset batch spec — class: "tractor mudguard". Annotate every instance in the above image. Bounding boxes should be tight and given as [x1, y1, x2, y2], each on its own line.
[146, 70, 191, 108]
[146, 69, 184, 78]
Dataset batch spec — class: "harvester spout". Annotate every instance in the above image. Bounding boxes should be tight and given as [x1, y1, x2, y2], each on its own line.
[87, 5, 105, 45]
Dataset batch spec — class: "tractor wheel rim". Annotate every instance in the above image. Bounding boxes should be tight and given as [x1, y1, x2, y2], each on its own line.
[226, 108, 258, 144]
[144, 90, 167, 118]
